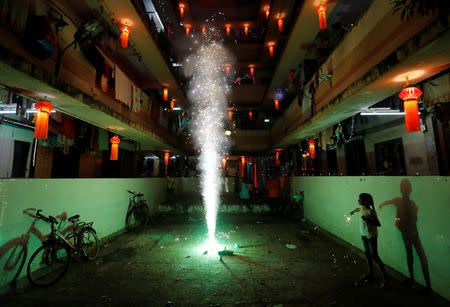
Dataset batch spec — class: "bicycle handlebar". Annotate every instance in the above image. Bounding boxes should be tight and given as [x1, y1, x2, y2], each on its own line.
[35, 209, 58, 225]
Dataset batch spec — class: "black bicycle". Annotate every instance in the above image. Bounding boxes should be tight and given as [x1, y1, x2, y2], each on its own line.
[125, 190, 150, 231]
[26, 210, 100, 287]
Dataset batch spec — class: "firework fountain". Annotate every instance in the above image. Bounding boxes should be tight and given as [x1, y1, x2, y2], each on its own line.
[185, 34, 232, 246]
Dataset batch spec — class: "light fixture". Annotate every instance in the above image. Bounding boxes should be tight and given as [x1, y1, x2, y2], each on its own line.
[179, 4, 185, 18]
[308, 139, 316, 159]
[170, 99, 175, 112]
[163, 87, 169, 101]
[249, 65, 254, 77]
[185, 24, 191, 36]
[264, 118, 270, 123]
[34, 101, 54, 139]
[316, 5, 327, 30]
[225, 130, 231, 136]
[268, 42, 275, 57]
[274, 99, 279, 110]
[244, 24, 249, 36]
[399, 85, 422, 132]
[225, 64, 230, 77]
[202, 26, 206, 35]
[228, 111, 232, 120]
[265, 6, 270, 19]
[277, 18, 283, 32]
[120, 25, 130, 48]
[241, 156, 245, 177]
[249, 111, 253, 120]
[226, 24, 231, 36]
[110, 136, 120, 160]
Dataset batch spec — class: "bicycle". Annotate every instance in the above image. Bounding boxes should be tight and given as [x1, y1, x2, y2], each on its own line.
[286, 191, 305, 222]
[26, 210, 100, 287]
[0, 208, 68, 287]
[125, 190, 151, 231]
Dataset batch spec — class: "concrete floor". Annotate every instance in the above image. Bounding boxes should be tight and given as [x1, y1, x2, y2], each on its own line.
[1, 214, 448, 306]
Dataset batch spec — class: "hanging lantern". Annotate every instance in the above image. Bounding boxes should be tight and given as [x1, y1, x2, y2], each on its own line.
[249, 66, 254, 77]
[268, 42, 275, 57]
[228, 111, 232, 121]
[33, 101, 53, 139]
[244, 24, 249, 36]
[164, 152, 170, 166]
[274, 99, 279, 110]
[170, 99, 175, 112]
[120, 25, 130, 48]
[308, 139, 316, 159]
[249, 111, 253, 120]
[265, 8, 270, 19]
[399, 86, 422, 132]
[226, 24, 231, 36]
[241, 156, 245, 177]
[163, 87, 168, 101]
[179, 4, 185, 18]
[185, 24, 191, 37]
[316, 5, 327, 30]
[275, 151, 280, 166]
[277, 18, 283, 32]
[222, 157, 227, 169]
[202, 26, 206, 35]
[225, 65, 230, 77]
[110, 136, 120, 161]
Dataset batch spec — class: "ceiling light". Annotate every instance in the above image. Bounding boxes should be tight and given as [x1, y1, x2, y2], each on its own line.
[225, 130, 231, 135]
[264, 118, 270, 122]
[173, 107, 181, 111]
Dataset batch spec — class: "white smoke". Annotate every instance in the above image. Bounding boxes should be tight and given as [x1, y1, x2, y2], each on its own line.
[185, 40, 232, 243]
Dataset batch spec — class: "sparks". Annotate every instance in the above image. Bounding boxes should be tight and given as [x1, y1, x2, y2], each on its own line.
[185, 36, 232, 243]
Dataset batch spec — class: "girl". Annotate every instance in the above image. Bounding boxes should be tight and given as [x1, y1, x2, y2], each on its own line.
[350, 193, 389, 288]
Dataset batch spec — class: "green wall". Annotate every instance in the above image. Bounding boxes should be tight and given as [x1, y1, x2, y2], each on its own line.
[290, 176, 450, 299]
[0, 178, 167, 287]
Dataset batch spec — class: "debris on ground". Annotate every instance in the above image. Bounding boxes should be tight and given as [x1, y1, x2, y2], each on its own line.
[285, 244, 296, 249]
[203, 250, 208, 255]
[185, 256, 191, 258]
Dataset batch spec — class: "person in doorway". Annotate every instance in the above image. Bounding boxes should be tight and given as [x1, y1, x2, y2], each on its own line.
[239, 179, 250, 211]
[350, 193, 389, 288]
[266, 176, 281, 215]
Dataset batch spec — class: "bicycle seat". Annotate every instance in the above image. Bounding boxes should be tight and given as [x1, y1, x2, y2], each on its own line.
[68, 214, 80, 222]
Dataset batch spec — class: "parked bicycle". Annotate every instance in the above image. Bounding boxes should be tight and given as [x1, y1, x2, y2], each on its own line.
[286, 191, 305, 222]
[26, 210, 100, 287]
[125, 190, 150, 231]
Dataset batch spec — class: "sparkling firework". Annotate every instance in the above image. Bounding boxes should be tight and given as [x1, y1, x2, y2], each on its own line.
[185, 34, 232, 243]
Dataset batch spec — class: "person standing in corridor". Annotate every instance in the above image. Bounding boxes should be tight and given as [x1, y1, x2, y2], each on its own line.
[267, 176, 281, 215]
[350, 193, 389, 288]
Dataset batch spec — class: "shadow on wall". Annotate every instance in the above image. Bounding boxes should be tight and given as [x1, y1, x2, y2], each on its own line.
[379, 179, 431, 290]
[0, 209, 68, 289]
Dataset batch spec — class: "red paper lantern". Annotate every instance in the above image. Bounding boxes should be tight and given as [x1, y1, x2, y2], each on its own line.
[308, 139, 316, 159]
[249, 111, 253, 120]
[170, 99, 175, 112]
[226, 24, 231, 36]
[399, 86, 422, 132]
[179, 4, 185, 18]
[244, 24, 249, 36]
[316, 5, 327, 30]
[202, 26, 206, 35]
[268, 42, 275, 57]
[164, 152, 170, 166]
[265, 9, 270, 19]
[120, 26, 130, 48]
[228, 111, 232, 121]
[34, 101, 54, 139]
[249, 66, 254, 77]
[275, 151, 280, 166]
[277, 18, 283, 32]
[225, 65, 230, 77]
[222, 157, 227, 169]
[274, 99, 279, 110]
[241, 156, 245, 177]
[110, 136, 120, 160]
[163, 87, 168, 101]
[185, 24, 191, 37]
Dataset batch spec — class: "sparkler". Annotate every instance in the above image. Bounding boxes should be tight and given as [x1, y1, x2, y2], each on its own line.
[185, 35, 232, 245]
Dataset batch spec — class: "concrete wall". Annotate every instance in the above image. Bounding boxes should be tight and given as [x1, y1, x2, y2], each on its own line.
[0, 178, 167, 287]
[290, 176, 450, 299]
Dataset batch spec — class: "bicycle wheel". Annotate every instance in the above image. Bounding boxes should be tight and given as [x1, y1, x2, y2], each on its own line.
[125, 204, 148, 231]
[136, 203, 149, 226]
[79, 227, 100, 261]
[27, 240, 70, 287]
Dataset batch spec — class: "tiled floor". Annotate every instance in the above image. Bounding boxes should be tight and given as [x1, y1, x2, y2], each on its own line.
[1, 215, 448, 306]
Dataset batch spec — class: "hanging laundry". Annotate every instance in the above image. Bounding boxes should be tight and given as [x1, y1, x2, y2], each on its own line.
[132, 84, 141, 113]
[115, 66, 131, 107]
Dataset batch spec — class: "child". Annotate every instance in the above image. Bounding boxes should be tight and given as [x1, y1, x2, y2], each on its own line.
[350, 193, 389, 288]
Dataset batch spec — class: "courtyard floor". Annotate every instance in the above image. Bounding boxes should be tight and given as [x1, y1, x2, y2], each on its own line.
[1, 214, 448, 306]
